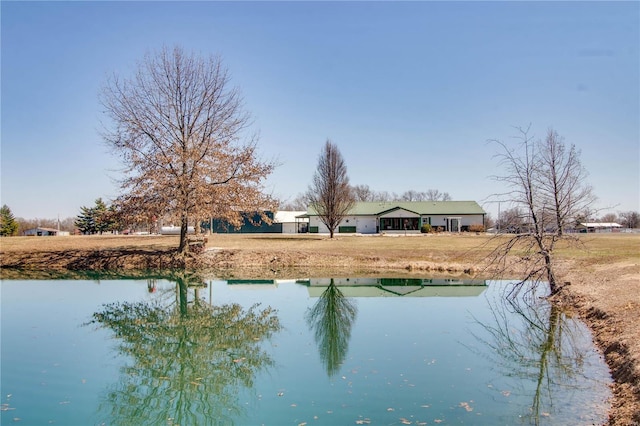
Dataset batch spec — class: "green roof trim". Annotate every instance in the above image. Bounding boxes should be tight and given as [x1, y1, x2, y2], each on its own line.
[307, 201, 485, 216]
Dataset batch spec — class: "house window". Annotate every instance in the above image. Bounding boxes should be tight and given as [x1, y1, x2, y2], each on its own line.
[380, 218, 419, 230]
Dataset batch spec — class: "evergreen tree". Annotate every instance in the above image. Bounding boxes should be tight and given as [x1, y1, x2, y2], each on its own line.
[75, 198, 120, 234]
[0, 205, 19, 236]
[75, 205, 97, 234]
[94, 198, 109, 234]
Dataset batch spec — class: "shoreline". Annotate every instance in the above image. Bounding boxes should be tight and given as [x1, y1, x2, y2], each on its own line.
[1, 233, 638, 424]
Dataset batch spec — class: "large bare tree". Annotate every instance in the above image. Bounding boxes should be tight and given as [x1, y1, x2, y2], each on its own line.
[101, 46, 275, 254]
[488, 126, 596, 295]
[536, 129, 595, 236]
[307, 140, 355, 238]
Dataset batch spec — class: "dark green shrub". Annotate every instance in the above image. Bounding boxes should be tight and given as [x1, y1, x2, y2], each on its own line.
[420, 224, 432, 233]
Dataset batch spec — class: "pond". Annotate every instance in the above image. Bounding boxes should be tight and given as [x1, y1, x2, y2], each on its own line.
[1, 274, 611, 425]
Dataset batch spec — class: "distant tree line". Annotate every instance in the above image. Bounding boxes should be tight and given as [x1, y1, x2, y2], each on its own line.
[280, 185, 452, 211]
[495, 206, 640, 232]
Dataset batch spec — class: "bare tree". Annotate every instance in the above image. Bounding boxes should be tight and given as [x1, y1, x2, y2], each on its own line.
[536, 129, 596, 236]
[101, 46, 275, 254]
[424, 189, 452, 201]
[619, 211, 640, 229]
[488, 126, 596, 295]
[307, 140, 355, 238]
[599, 213, 618, 223]
[279, 193, 308, 211]
[496, 206, 526, 233]
[351, 184, 376, 202]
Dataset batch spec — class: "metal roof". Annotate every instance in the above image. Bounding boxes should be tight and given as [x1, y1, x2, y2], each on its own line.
[307, 201, 485, 216]
[579, 222, 622, 228]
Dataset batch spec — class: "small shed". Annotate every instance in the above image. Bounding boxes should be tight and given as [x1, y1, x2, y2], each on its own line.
[24, 227, 70, 236]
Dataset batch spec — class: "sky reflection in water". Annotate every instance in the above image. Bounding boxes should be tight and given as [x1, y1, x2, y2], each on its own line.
[1, 275, 611, 425]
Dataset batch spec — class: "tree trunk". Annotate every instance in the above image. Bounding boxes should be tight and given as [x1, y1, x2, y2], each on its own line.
[178, 213, 189, 254]
[544, 252, 559, 295]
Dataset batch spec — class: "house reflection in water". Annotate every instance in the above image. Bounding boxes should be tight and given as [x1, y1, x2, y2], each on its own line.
[304, 277, 487, 297]
[226, 278, 487, 298]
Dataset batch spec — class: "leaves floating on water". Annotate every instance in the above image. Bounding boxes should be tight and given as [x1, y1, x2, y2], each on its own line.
[459, 401, 473, 412]
[400, 417, 412, 424]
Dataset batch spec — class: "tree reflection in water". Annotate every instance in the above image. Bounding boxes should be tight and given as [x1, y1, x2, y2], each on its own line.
[86, 272, 281, 425]
[305, 279, 358, 377]
[471, 285, 593, 425]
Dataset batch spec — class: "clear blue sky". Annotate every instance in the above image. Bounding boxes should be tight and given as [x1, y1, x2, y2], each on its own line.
[2, 1, 638, 220]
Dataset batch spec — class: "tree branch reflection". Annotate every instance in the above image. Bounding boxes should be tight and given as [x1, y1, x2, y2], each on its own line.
[470, 288, 589, 425]
[305, 279, 358, 377]
[86, 272, 281, 425]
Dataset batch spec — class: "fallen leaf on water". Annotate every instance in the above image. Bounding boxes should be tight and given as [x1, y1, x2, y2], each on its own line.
[541, 412, 550, 417]
[501, 390, 511, 397]
[387, 407, 395, 411]
[291, 404, 297, 407]
[400, 418, 412, 424]
[459, 402, 473, 412]
[298, 423, 306, 426]
[434, 419, 443, 423]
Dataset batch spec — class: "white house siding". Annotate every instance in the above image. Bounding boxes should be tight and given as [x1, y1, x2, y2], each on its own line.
[309, 216, 362, 234]
[281, 222, 298, 234]
[355, 217, 377, 234]
[423, 214, 484, 230]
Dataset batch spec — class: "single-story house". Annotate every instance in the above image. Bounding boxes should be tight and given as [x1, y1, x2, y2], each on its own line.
[577, 222, 623, 233]
[23, 227, 70, 236]
[303, 201, 486, 234]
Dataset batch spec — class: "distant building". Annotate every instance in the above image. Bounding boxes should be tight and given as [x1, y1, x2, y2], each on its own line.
[23, 227, 70, 236]
[209, 211, 309, 234]
[274, 211, 308, 234]
[577, 222, 623, 233]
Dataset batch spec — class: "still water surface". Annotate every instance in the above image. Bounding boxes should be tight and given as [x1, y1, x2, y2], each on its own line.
[1, 276, 611, 425]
